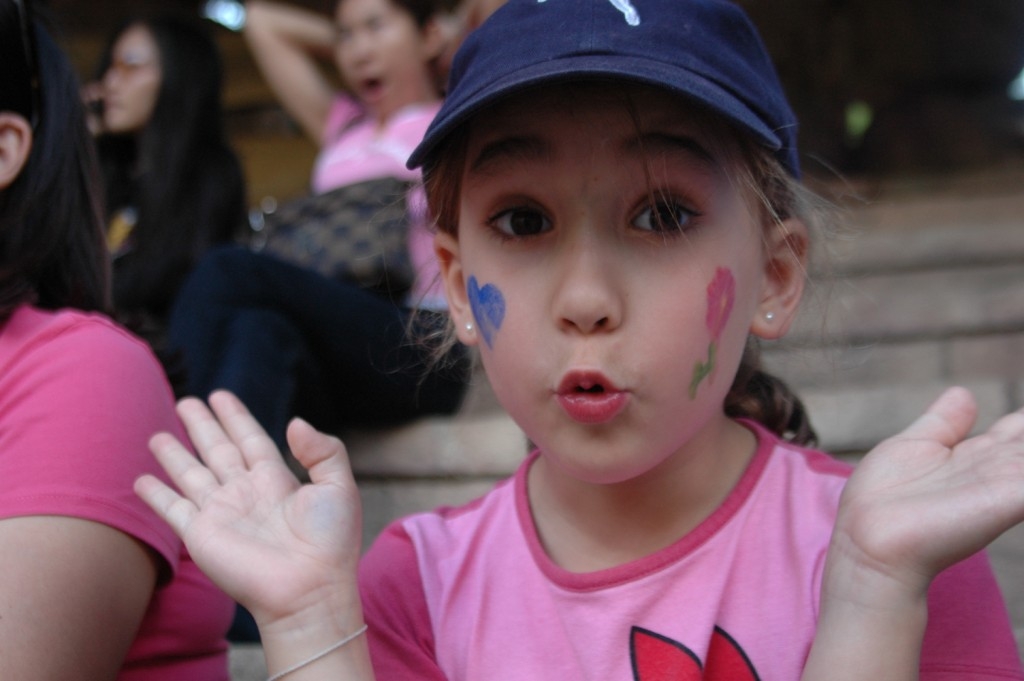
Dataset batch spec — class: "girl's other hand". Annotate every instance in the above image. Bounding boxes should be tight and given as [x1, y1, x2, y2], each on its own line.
[829, 386, 1024, 601]
[134, 390, 364, 634]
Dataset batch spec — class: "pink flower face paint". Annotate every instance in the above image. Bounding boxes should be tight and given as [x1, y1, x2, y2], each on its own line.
[705, 267, 736, 342]
[689, 267, 736, 398]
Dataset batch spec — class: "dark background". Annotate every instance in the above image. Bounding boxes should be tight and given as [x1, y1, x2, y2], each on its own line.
[43, 0, 1024, 198]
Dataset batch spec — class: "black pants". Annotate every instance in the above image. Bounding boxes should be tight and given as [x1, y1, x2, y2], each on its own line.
[167, 246, 470, 449]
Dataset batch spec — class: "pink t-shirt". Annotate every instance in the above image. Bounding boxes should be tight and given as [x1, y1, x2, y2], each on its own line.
[312, 96, 445, 309]
[0, 305, 232, 681]
[360, 421, 1023, 680]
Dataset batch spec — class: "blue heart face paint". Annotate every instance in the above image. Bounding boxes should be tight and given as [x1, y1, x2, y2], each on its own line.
[467, 276, 505, 348]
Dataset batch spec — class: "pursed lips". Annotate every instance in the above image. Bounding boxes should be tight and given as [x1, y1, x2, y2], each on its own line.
[555, 370, 629, 424]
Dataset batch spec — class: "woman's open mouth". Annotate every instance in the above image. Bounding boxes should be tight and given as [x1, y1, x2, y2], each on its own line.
[358, 77, 384, 102]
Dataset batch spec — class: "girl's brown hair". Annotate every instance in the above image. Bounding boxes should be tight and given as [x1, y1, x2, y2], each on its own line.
[421, 90, 826, 446]
[723, 136, 825, 446]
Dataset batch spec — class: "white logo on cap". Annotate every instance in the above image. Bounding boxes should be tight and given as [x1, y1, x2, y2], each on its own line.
[537, 0, 641, 26]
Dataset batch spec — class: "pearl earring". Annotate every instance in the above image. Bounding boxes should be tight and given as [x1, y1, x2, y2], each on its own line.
[465, 321, 474, 333]
[764, 312, 775, 322]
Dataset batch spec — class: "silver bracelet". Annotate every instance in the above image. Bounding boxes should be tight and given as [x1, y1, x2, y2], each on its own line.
[266, 624, 369, 681]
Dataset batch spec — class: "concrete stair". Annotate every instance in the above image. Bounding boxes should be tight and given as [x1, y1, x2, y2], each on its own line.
[764, 178, 1024, 454]
[344, 364, 527, 544]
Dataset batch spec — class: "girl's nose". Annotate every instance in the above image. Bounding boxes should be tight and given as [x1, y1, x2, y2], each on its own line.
[553, 234, 623, 335]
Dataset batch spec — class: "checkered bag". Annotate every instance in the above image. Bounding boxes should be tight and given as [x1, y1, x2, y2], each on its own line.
[254, 177, 415, 296]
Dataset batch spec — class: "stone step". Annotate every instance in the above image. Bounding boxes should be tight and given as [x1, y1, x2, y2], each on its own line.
[787, 262, 1024, 346]
[339, 364, 525, 546]
[820, 190, 1024, 275]
[763, 333, 1024, 452]
[793, 378, 1015, 453]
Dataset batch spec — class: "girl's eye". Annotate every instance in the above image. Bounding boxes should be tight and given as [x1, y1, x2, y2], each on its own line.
[489, 207, 552, 238]
[632, 200, 698, 233]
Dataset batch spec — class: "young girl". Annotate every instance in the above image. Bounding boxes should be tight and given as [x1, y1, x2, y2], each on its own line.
[137, 0, 1024, 679]
[165, 0, 468, 454]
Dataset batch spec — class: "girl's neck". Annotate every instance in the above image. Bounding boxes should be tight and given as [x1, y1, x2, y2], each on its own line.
[526, 417, 757, 573]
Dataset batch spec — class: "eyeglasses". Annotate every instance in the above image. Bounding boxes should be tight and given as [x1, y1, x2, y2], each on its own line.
[105, 53, 157, 79]
[13, 0, 41, 130]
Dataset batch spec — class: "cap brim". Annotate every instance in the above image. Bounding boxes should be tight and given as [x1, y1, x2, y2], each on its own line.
[408, 54, 784, 170]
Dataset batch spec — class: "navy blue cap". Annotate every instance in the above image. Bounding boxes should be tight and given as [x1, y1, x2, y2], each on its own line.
[407, 0, 800, 177]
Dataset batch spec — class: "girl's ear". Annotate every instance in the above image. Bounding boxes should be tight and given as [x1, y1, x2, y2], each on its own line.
[750, 217, 809, 340]
[435, 230, 479, 346]
[0, 113, 33, 191]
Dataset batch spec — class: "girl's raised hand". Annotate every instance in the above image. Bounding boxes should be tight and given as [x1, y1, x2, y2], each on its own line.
[829, 386, 1024, 598]
[804, 388, 1024, 679]
[134, 390, 364, 633]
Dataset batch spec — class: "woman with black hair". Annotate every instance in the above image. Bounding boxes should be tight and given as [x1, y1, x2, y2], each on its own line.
[85, 13, 246, 360]
[0, 2, 232, 678]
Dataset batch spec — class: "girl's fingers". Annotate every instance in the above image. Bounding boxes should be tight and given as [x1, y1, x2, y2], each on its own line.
[207, 390, 286, 469]
[148, 431, 224, 507]
[134, 473, 197, 537]
[894, 387, 977, 449]
[286, 417, 355, 488]
[176, 396, 249, 481]
[286, 418, 363, 545]
[984, 408, 1024, 443]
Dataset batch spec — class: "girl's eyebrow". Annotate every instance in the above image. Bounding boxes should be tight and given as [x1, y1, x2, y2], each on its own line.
[469, 135, 552, 175]
[623, 132, 719, 171]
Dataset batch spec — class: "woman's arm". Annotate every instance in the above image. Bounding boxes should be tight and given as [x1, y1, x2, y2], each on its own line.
[244, 0, 340, 142]
[802, 387, 1024, 680]
[0, 516, 157, 681]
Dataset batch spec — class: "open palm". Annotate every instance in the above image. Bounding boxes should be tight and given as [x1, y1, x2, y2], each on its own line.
[833, 387, 1024, 592]
[135, 391, 363, 628]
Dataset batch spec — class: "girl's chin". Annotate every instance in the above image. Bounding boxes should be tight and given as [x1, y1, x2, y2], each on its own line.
[537, 448, 667, 487]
